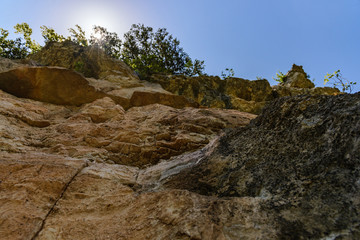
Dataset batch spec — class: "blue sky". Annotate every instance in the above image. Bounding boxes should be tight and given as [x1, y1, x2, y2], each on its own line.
[1, 0, 359, 92]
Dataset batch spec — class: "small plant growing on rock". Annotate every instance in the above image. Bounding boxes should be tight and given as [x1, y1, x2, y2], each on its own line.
[221, 68, 235, 79]
[73, 60, 85, 73]
[273, 71, 286, 83]
[324, 70, 357, 93]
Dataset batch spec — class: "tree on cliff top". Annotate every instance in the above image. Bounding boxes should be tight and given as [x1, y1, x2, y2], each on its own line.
[0, 23, 40, 59]
[120, 24, 205, 78]
[90, 26, 121, 58]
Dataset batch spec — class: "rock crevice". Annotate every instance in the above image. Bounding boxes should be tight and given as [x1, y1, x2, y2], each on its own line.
[31, 161, 89, 240]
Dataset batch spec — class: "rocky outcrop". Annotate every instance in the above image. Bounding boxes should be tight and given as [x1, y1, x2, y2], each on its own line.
[272, 84, 340, 98]
[29, 40, 139, 82]
[272, 64, 340, 98]
[150, 65, 340, 114]
[0, 57, 22, 72]
[281, 64, 315, 88]
[149, 74, 274, 114]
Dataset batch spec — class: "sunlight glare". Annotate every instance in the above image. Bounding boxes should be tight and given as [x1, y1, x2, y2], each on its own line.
[67, 3, 126, 39]
[93, 31, 102, 40]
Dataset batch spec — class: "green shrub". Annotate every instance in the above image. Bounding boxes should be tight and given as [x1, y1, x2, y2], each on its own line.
[221, 68, 235, 79]
[273, 71, 286, 83]
[324, 70, 356, 93]
[0, 23, 39, 59]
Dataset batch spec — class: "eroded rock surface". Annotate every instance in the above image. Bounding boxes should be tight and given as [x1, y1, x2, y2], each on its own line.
[48, 97, 252, 167]
[149, 65, 340, 114]
[0, 89, 253, 168]
[0, 152, 87, 240]
[1, 85, 358, 239]
[0, 85, 257, 239]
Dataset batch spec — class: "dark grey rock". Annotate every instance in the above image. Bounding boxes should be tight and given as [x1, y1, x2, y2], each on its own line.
[163, 93, 360, 239]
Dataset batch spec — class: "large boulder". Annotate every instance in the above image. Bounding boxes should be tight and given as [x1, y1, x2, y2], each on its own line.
[0, 66, 106, 106]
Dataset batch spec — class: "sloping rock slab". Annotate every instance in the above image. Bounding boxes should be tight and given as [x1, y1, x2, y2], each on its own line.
[162, 93, 360, 239]
[35, 163, 276, 240]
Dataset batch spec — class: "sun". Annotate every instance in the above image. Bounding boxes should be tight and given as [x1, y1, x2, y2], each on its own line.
[68, 3, 121, 40]
[92, 31, 103, 41]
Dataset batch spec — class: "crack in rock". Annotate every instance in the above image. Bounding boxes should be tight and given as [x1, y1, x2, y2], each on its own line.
[31, 162, 88, 240]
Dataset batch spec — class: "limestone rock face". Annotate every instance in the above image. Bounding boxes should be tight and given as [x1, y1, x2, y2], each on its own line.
[0, 152, 87, 240]
[0, 49, 357, 239]
[0, 82, 358, 239]
[0, 88, 255, 167]
[0, 87, 257, 239]
[47, 97, 252, 167]
[30, 40, 139, 82]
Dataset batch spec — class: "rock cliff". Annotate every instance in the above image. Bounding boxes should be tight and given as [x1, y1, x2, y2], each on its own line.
[0, 44, 358, 239]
